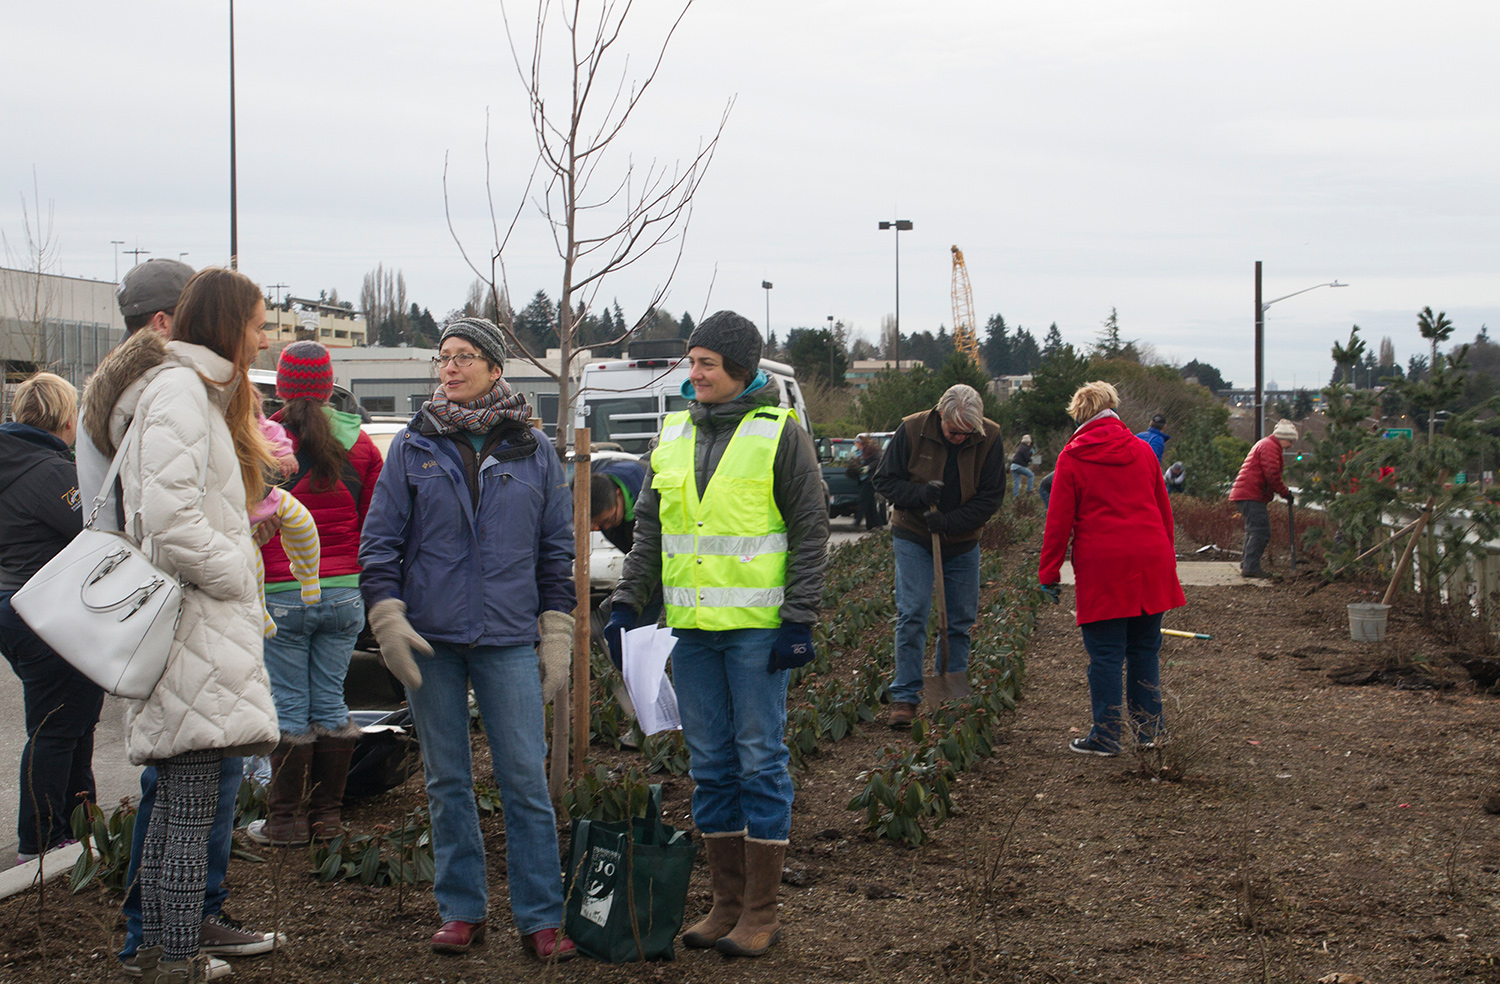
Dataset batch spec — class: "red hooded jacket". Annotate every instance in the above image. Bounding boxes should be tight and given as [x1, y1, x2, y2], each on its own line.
[1038, 413, 1185, 625]
[1229, 436, 1290, 503]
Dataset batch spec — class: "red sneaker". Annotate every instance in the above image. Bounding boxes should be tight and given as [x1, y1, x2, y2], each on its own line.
[522, 927, 577, 961]
[431, 920, 486, 954]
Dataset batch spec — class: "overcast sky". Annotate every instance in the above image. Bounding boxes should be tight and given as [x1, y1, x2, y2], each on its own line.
[4, 1, 1498, 391]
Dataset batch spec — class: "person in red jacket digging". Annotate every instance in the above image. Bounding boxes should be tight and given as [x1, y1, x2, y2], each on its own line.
[1229, 418, 1298, 578]
[1038, 381, 1185, 756]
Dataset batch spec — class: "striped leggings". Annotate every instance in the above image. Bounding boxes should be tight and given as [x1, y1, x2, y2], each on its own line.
[139, 749, 223, 961]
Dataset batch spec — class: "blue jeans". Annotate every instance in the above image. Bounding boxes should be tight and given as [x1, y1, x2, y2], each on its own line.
[262, 587, 364, 733]
[891, 537, 980, 706]
[1010, 463, 1035, 496]
[403, 642, 562, 934]
[120, 757, 243, 959]
[670, 627, 792, 842]
[0, 592, 105, 856]
[1078, 613, 1165, 749]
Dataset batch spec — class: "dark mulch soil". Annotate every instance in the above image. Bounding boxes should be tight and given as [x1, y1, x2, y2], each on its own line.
[4, 518, 1500, 983]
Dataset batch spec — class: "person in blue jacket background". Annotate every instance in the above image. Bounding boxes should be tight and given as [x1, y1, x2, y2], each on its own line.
[358, 317, 577, 962]
[1136, 413, 1169, 462]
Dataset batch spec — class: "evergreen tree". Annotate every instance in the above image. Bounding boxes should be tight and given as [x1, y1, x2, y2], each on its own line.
[981, 314, 1011, 375]
[1179, 359, 1229, 394]
[1042, 323, 1064, 360]
[1093, 307, 1127, 359]
[679, 311, 696, 339]
[1011, 328, 1042, 373]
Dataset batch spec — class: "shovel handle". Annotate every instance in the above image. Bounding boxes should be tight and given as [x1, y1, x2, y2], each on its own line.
[931, 532, 950, 673]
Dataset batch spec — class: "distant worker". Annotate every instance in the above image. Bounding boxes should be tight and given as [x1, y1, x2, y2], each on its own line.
[854, 433, 885, 531]
[1037, 470, 1055, 511]
[589, 457, 646, 555]
[1229, 419, 1297, 578]
[872, 384, 1005, 728]
[1136, 413, 1169, 462]
[1010, 434, 1036, 495]
[1164, 461, 1186, 494]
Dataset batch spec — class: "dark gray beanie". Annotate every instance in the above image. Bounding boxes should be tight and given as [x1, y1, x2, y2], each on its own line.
[440, 317, 507, 369]
[686, 310, 762, 376]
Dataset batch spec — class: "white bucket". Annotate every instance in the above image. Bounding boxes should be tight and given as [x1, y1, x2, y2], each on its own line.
[1347, 602, 1390, 642]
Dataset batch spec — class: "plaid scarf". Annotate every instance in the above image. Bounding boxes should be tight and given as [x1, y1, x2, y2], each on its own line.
[423, 377, 533, 435]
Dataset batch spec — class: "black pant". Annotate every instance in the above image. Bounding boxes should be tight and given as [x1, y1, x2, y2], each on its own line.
[1238, 501, 1271, 573]
[857, 479, 884, 530]
[0, 592, 106, 856]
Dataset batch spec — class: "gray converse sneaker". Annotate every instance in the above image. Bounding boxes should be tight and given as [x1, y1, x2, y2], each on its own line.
[200, 913, 285, 957]
[119, 946, 232, 980]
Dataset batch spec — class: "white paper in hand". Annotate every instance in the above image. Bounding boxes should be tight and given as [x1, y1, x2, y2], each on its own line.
[621, 624, 681, 735]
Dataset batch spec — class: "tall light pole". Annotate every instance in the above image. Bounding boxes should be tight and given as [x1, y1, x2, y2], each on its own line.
[1254, 261, 1346, 441]
[879, 219, 912, 368]
[827, 314, 835, 384]
[229, 0, 239, 270]
[110, 240, 124, 282]
[761, 280, 773, 343]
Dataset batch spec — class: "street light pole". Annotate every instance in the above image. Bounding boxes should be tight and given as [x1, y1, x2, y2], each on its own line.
[761, 280, 773, 343]
[879, 219, 912, 368]
[110, 240, 124, 282]
[827, 314, 835, 384]
[1254, 261, 1347, 441]
[229, 0, 238, 270]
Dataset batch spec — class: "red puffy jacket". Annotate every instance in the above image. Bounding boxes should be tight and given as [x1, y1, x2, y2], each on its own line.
[261, 413, 383, 584]
[1038, 414, 1185, 625]
[1229, 436, 1289, 503]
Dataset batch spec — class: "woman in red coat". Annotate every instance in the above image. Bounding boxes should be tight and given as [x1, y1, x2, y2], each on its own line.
[1038, 381, 1185, 756]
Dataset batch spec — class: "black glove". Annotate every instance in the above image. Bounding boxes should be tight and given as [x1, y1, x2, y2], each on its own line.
[604, 606, 637, 671]
[921, 480, 944, 507]
[1283, 492, 1295, 505]
[769, 622, 815, 672]
[1040, 583, 1061, 604]
[923, 509, 948, 533]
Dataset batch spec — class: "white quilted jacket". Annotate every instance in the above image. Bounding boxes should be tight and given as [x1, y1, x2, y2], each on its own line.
[110, 342, 279, 765]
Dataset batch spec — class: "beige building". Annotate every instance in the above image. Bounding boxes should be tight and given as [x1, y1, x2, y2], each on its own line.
[990, 374, 1033, 401]
[264, 296, 367, 347]
[845, 358, 922, 391]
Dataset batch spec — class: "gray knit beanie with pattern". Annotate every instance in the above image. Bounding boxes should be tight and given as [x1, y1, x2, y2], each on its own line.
[439, 317, 507, 370]
[686, 310, 762, 376]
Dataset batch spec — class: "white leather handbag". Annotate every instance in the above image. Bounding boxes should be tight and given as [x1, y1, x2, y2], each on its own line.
[11, 422, 199, 699]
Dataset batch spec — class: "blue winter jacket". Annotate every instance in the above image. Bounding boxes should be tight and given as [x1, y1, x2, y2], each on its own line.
[359, 415, 575, 647]
[1135, 426, 1169, 462]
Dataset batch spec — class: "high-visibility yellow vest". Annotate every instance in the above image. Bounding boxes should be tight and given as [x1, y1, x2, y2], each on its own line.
[652, 406, 793, 630]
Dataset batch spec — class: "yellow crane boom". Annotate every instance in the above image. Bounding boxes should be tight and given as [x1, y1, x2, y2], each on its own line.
[950, 245, 980, 365]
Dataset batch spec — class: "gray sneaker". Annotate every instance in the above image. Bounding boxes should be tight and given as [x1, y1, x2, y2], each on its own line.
[199, 914, 285, 957]
[119, 947, 233, 979]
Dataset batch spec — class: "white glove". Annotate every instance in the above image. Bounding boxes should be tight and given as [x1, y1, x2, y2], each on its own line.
[538, 610, 574, 703]
[367, 598, 432, 691]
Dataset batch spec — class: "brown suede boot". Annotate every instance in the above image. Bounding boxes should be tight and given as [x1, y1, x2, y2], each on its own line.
[715, 838, 785, 957]
[307, 722, 361, 841]
[681, 832, 745, 948]
[247, 737, 313, 847]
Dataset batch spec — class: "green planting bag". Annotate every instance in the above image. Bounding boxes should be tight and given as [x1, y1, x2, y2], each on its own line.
[563, 785, 694, 962]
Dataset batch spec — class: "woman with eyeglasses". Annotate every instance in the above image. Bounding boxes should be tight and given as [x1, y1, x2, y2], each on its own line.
[359, 318, 577, 961]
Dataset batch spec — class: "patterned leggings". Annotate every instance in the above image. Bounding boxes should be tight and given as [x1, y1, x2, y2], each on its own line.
[140, 749, 222, 960]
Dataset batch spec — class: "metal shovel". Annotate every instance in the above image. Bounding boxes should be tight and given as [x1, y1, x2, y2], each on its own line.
[923, 531, 972, 703]
[1287, 497, 1298, 568]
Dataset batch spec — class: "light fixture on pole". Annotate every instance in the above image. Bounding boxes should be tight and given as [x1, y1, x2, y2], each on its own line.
[110, 240, 124, 282]
[761, 280, 773, 342]
[879, 219, 912, 368]
[1254, 261, 1346, 441]
[827, 314, 836, 384]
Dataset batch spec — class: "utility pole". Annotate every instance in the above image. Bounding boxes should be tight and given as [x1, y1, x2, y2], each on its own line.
[123, 247, 151, 267]
[761, 280, 773, 343]
[110, 240, 124, 282]
[229, 0, 239, 269]
[1254, 261, 1264, 443]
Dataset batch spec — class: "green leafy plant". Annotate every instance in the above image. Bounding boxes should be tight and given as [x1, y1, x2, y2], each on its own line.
[563, 765, 654, 822]
[69, 799, 136, 893]
[309, 809, 434, 886]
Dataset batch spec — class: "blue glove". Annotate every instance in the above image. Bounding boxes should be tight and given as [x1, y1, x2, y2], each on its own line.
[769, 622, 815, 672]
[604, 605, 637, 671]
[1040, 583, 1061, 605]
[923, 509, 948, 533]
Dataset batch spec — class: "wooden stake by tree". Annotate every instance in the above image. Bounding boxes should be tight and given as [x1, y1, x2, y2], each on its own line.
[446, 0, 733, 454]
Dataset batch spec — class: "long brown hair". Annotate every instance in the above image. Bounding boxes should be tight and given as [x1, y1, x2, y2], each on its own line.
[172, 267, 277, 504]
[278, 398, 347, 492]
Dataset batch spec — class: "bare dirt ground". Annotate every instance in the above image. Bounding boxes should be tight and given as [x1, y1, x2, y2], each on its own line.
[3, 512, 1500, 984]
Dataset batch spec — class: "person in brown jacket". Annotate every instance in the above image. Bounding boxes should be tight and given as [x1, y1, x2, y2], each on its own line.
[872, 384, 1005, 726]
[1229, 418, 1298, 577]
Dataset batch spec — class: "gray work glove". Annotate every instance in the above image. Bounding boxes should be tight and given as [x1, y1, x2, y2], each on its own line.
[538, 609, 575, 703]
[367, 598, 431, 691]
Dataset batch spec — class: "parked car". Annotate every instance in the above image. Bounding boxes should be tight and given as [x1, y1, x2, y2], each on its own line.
[818, 432, 893, 520]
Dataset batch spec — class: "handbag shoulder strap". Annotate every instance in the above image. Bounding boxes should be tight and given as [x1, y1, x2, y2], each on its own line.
[89, 412, 214, 536]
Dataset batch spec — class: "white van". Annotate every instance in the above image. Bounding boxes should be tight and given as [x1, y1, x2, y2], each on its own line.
[573, 353, 812, 454]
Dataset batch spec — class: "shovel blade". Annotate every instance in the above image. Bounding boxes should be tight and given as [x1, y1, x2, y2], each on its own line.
[923, 671, 972, 704]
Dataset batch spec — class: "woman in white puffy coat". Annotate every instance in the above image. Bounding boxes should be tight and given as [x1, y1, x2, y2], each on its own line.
[86, 267, 281, 980]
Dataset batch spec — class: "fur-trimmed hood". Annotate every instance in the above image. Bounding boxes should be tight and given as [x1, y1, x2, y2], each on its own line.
[81, 329, 170, 458]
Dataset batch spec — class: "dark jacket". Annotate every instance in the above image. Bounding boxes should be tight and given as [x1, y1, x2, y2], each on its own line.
[610, 375, 829, 626]
[359, 412, 575, 648]
[873, 408, 1005, 553]
[1011, 443, 1033, 468]
[595, 457, 646, 556]
[0, 423, 82, 591]
[1039, 413, 1184, 624]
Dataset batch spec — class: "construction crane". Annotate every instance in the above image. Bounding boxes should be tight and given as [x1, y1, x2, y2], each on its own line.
[950, 245, 981, 365]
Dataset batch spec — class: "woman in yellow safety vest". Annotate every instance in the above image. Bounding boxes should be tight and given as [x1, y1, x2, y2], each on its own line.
[606, 310, 829, 958]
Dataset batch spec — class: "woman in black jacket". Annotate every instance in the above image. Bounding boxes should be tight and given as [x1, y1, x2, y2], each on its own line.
[0, 372, 99, 864]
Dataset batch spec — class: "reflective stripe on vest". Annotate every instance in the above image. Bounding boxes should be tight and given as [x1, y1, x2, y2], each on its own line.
[652, 406, 793, 630]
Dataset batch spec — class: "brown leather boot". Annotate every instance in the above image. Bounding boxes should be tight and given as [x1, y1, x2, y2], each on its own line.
[715, 838, 785, 957]
[680, 832, 745, 948]
[307, 723, 361, 841]
[247, 737, 312, 847]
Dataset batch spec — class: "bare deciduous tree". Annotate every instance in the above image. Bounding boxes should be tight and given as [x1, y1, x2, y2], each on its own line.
[360, 263, 409, 345]
[446, 0, 733, 451]
[2, 172, 61, 412]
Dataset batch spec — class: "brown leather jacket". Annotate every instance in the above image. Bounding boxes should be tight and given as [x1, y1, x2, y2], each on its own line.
[872, 408, 1005, 549]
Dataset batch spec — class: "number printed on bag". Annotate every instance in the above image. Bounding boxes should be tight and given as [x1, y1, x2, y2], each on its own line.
[580, 846, 621, 927]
